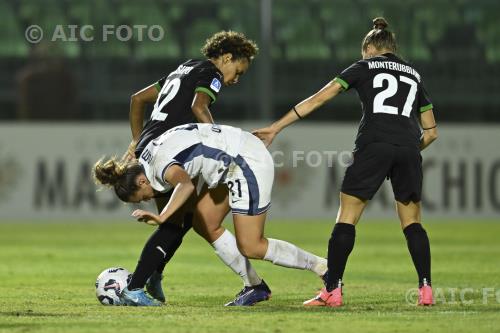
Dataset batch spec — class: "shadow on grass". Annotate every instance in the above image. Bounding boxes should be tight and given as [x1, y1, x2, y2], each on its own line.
[0, 310, 80, 317]
[0, 323, 41, 330]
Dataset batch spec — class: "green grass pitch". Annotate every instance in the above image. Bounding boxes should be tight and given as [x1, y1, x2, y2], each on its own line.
[1, 220, 499, 333]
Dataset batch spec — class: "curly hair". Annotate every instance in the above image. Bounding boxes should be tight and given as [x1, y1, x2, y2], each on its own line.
[93, 157, 143, 202]
[362, 17, 397, 53]
[201, 30, 258, 61]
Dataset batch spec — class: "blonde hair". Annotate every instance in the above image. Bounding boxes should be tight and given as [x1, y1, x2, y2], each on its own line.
[362, 17, 397, 53]
[93, 157, 143, 202]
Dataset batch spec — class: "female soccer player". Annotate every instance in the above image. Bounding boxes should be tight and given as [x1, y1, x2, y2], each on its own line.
[94, 123, 328, 305]
[118, 31, 269, 306]
[254, 17, 437, 307]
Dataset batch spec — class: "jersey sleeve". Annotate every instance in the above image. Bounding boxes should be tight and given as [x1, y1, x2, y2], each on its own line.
[194, 69, 223, 103]
[333, 61, 366, 91]
[154, 76, 167, 92]
[153, 152, 182, 186]
[418, 81, 433, 113]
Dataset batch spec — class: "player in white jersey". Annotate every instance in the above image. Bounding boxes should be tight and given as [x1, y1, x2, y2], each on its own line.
[94, 124, 328, 304]
[138, 124, 272, 215]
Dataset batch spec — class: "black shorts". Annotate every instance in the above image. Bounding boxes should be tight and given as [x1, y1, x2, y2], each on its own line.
[341, 142, 422, 203]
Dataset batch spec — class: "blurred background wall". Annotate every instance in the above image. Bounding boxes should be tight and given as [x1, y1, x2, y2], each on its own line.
[0, 0, 499, 220]
[0, 0, 499, 122]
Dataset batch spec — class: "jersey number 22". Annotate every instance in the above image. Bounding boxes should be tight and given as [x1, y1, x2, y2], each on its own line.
[151, 77, 181, 121]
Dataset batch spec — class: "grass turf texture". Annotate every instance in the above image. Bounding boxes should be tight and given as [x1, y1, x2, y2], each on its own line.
[0, 220, 499, 333]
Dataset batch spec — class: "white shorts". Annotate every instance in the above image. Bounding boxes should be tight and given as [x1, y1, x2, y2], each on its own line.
[224, 132, 274, 215]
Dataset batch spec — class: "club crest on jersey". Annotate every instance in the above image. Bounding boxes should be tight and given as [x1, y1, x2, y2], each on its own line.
[210, 78, 221, 92]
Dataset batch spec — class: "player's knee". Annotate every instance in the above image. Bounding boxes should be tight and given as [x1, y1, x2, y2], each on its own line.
[206, 226, 225, 242]
[403, 222, 426, 236]
[236, 240, 263, 259]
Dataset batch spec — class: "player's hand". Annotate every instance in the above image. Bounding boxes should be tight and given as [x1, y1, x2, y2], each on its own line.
[131, 209, 161, 225]
[252, 127, 278, 147]
[122, 140, 138, 162]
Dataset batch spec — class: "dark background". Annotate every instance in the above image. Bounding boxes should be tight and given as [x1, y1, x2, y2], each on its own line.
[1, 0, 498, 123]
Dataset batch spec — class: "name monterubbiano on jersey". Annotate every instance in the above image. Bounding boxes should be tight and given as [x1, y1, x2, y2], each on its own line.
[368, 61, 421, 83]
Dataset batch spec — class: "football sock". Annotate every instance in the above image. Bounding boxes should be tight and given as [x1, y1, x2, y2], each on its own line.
[127, 222, 187, 290]
[326, 222, 356, 292]
[263, 238, 327, 276]
[154, 212, 193, 274]
[212, 229, 262, 287]
[403, 223, 431, 287]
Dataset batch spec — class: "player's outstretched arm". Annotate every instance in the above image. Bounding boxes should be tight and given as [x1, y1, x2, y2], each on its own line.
[123, 84, 159, 161]
[420, 109, 438, 150]
[253, 81, 343, 147]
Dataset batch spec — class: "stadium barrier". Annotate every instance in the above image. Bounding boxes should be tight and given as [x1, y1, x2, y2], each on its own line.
[1, 123, 499, 221]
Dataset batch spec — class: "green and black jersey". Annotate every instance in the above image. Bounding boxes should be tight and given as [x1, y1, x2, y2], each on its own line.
[136, 59, 223, 156]
[334, 53, 433, 150]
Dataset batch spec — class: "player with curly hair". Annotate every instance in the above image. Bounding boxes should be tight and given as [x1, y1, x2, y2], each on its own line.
[116, 31, 270, 306]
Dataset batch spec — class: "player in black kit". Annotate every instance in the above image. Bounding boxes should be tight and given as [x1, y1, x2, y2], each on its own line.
[111, 31, 271, 306]
[254, 18, 438, 307]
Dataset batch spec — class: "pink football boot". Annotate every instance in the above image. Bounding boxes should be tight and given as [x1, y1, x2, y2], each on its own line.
[418, 280, 434, 306]
[303, 287, 342, 307]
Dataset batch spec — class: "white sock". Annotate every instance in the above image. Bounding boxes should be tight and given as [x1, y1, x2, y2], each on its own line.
[264, 238, 327, 276]
[212, 230, 262, 287]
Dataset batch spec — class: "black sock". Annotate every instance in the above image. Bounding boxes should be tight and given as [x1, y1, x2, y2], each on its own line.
[127, 221, 190, 290]
[403, 223, 431, 287]
[154, 212, 193, 274]
[326, 222, 356, 292]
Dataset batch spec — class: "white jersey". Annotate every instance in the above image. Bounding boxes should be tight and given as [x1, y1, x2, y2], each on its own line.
[138, 123, 274, 216]
[138, 123, 243, 192]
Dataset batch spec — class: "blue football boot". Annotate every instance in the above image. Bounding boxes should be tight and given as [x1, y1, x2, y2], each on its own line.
[146, 271, 166, 303]
[224, 280, 272, 306]
[120, 287, 162, 306]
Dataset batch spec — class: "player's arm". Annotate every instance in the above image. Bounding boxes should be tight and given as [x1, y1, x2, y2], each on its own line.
[131, 165, 195, 225]
[253, 81, 344, 147]
[420, 109, 438, 150]
[191, 91, 214, 123]
[123, 84, 159, 160]
[157, 165, 195, 223]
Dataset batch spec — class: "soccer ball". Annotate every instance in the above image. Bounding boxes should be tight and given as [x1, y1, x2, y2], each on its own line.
[95, 267, 132, 305]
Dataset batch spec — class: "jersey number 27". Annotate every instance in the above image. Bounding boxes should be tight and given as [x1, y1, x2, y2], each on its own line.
[373, 73, 417, 118]
[151, 77, 181, 121]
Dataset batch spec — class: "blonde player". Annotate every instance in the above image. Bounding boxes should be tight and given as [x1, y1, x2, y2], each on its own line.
[94, 123, 327, 305]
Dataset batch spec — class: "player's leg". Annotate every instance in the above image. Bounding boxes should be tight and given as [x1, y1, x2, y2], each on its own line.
[328, 144, 391, 289]
[232, 212, 327, 276]
[396, 201, 432, 305]
[192, 183, 228, 243]
[192, 183, 264, 288]
[152, 195, 193, 275]
[125, 194, 192, 305]
[191, 183, 270, 306]
[326, 192, 367, 288]
[392, 145, 432, 305]
[306, 143, 393, 307]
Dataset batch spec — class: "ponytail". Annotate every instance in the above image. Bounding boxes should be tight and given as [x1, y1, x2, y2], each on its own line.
[93, 157, 143, 202]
